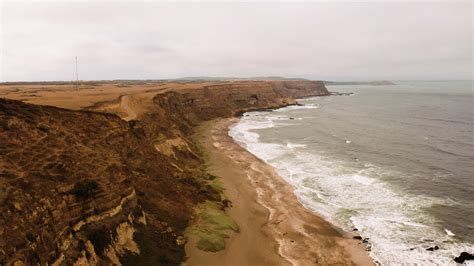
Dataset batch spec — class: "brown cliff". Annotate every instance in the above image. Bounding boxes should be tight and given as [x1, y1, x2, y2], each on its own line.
[0, 80, 328, 265]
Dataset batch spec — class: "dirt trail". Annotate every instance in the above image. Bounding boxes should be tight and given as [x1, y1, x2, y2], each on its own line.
[120, 95, 137, 121]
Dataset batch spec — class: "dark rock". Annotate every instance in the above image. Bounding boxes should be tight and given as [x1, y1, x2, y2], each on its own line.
[222, 199, 232, 208]
[353, 236, 362, 240]
[454, 252, 474, 263]
[352, 228, 358, 231]
[426, 246, 439, 251]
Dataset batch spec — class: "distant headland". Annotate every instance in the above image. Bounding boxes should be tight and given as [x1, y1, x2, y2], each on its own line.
[324, 80, 396, 86]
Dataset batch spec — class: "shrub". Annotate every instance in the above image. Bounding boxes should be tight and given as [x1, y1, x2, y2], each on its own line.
[70, 180, 100, 199]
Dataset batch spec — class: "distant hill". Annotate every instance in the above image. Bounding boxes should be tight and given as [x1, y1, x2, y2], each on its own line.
[176, 76, 308, 81]
[0, 77, 310, 85]
[324, 80, 396, 86]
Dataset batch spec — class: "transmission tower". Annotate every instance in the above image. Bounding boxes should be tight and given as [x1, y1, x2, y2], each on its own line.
[75, 56, 79, 83]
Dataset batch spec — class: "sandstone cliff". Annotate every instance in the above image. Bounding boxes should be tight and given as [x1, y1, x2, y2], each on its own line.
[0, 80, 328, 265]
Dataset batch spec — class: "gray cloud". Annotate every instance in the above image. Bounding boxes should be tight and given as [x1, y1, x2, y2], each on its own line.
[1, 1, 472, 81]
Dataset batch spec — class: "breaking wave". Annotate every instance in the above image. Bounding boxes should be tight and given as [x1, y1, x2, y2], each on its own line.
[229, 111, 474, 265]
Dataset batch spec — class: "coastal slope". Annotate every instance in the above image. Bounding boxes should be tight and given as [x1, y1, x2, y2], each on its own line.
[0, 80, 333, 265]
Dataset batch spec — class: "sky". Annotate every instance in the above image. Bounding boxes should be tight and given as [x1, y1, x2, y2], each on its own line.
[1, 1, 472, 82]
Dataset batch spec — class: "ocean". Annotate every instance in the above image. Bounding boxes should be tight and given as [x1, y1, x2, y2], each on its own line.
[229, 81, 473, 265]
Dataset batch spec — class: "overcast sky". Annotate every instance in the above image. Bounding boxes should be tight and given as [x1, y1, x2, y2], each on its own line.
[1, 1, 472, 81]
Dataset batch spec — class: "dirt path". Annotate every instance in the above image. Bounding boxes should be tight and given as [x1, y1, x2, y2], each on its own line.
[120, 95, 137, 121]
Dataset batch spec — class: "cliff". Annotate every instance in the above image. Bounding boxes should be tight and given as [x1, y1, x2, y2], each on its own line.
[0, 80, 328, 265]
[148, 80, 327, 123]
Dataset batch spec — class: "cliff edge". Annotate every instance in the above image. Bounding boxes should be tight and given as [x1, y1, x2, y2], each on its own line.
[0, 80, 328, 265]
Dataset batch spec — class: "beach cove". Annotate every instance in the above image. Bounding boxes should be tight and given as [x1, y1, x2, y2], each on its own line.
[185, 118, 373, 265]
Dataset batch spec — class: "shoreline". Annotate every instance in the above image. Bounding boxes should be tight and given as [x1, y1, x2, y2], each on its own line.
[186, 118, 373, 265]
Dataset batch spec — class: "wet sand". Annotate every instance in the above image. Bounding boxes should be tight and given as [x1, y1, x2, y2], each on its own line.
[186, 118, 373, 265]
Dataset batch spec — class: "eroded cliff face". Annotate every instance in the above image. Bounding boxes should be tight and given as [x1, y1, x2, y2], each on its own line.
[143, 81, 327, 134]
[0, 80, 328, 265]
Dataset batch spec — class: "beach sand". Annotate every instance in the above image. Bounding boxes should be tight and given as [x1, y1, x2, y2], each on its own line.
[185, 118, 373, 265]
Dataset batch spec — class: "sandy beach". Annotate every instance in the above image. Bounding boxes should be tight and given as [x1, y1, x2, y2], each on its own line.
[186, 118, 373, 265]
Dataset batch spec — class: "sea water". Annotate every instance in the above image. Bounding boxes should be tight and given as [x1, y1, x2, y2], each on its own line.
[229, 81, 473, 265]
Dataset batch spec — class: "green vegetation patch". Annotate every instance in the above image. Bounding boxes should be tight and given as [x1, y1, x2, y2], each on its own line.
[196, 201, 239, 231]
[191, 121, 213, 170]
[186, 200, 239, 252]
[187, 121, 239, 252]
[208, 179, 224, 193]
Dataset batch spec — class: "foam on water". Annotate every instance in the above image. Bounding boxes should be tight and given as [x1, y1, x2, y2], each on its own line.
[351, 174, 375, 185]
[287, 142, 307, 149]
[445, 229, 456, 237]
[229, 110, 474, 265]
[274, 103, 319, 112]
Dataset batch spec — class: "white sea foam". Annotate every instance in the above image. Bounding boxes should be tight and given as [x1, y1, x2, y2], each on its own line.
[445, 228, 456, 236]
[351, 174, 376, 185]
[274, 104, 319, 112]
[286, 142, 307, 149]
[229, 110, 474, 265]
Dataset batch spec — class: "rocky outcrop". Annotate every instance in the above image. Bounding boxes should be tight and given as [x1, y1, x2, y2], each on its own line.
[0, 80, 328, 265]
[0, 99, 211, 265]
[454, 252, 474, 264]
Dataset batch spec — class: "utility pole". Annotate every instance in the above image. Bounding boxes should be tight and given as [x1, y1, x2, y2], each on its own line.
[75, 56, 79, 84]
